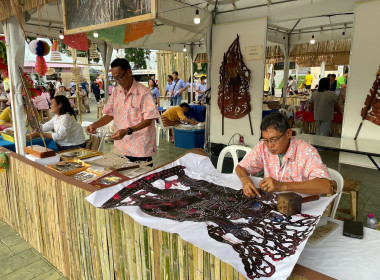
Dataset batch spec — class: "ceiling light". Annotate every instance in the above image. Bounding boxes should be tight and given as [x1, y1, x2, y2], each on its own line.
[310, 35, 315, 44]
[194, 9, 200, 24]
[93, 32, 99, 38]
[283, 36, 286, 40]
[342, 31, 345, 35]
[59, 30, 64, 40]
[174, 54, 177, 59]
[183, 45, 187, 52]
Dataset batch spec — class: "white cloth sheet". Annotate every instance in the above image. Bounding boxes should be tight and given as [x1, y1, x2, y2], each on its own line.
[86, 153, 335, 279]
[299, 218, 380, 280]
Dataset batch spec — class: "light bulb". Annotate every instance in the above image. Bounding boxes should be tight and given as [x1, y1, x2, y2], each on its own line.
[183, 45, 187, 52]
[93, 32, 99, 38]
[194, 9, 200, 24]
[310, 35, 315, 44]
[59, 30, 64, 40]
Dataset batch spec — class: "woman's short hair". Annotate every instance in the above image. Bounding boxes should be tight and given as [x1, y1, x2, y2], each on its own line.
[318, 77, 331, 92]
[53, 95, 76, 119]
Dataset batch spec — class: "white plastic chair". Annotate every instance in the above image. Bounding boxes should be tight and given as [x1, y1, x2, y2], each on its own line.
[156, 117, 174, 146]
[327, 168, 344, 218]
[216, 145, 252, 173]
[279, 108, 288, 116]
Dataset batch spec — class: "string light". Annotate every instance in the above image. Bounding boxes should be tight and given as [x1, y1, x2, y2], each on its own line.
[93, 32, 99, 38]
[310, 35, 315, 44]
[194, 9, 200, 24]
[183, 45, 187, 52]
[59, 30, 64, 39]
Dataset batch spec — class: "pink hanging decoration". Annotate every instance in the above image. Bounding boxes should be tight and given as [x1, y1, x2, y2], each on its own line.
[29, 39, 50, 76]
[35, 56, 48, 76]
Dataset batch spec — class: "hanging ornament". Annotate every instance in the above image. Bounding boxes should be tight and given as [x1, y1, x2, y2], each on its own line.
[89, 42, 100, 59]
[0, 152, 9, 172]
[50, 39, 62, 61]
[29, 39, 50, 76]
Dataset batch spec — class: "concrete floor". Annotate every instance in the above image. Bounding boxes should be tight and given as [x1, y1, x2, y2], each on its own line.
[1, 99, 379, 279]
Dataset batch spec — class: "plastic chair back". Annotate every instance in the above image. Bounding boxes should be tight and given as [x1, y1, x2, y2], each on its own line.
[327, 168, 344, 218]
[216, 145, 252, 173]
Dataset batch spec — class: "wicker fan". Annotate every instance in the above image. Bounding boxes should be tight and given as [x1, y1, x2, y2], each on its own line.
[89, 43, 100, 59]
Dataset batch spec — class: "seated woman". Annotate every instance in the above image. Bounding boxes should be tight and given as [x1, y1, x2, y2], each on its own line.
[0, 104, 42, 130]
[32, 95, 86, 151]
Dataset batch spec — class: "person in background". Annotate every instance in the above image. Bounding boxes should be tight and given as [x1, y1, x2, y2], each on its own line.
[69, 79, 76, 96]
[304, 71, 313, 90]
[310, 78, 338, 136]
[55, 77, 63, 95]
[294, 74, 298, 87]
[86, 58, 160, 165]
[0, 102, 41, 129]
[287, 76, 298, 95]
[95, 74, 103, 90]
[185, 77, 196, 102]
[32, 86, 51, 110]
[91, 79, 101, 104]
[32, 95, 86, 151]
[195, 76, 207, 101]
[263, 73, 270, 95]
[149, 79, 160, 105]
[329, 74, 337, 91]
[171, 71, 187, 106]
[165, 75, 175, 105]
[79, 85, 91, 113]
[235, 112, 332, 197]
[80, 77, 90, 99]
[336, 70, 348, 94]
[338, 79, 347, 112]
[55, 85, 67, 97]
[271, 71, 276, 96]
[48, 82, 55, 99]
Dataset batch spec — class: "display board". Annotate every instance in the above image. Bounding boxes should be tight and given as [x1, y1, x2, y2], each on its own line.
[62, 0, 156, 35]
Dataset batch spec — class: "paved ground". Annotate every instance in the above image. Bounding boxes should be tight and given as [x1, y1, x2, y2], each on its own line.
[1, 99, 379, 278]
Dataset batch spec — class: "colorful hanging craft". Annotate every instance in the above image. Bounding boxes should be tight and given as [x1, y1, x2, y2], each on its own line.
[0, 36, 7, 71]
[50, 39, 62, 61]
[28, 39, 50, 76]
[62, 32, 89, 51]
[355, 66, 380, 139]
[123, 20, 153, 43]
[218, 35, 253, 135]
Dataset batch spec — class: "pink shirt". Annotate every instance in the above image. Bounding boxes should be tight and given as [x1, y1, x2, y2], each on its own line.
[239, 138, 331, 182]
[103, 80, 160, 157]
[32, 92, 50, 110]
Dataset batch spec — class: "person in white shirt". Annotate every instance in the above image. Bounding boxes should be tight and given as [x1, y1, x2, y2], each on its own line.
[32, 95, 86, 151]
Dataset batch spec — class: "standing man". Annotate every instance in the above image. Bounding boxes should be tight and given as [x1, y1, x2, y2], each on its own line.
[165, 75, 175, 106]
[329, 74, 337, 91]
[91, 80, 101, 104]
[171, 71, 187, 106]
[69, 79, 76, 96]
[195, 76, 207, 101]
[271, 71, 276, 96]
[336, 70, 348, 94]
[304, 71, 313, 91]
[86, 58, 160, 164]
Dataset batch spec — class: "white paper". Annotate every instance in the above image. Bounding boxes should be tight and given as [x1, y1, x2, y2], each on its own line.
[86, 153, 335, 279]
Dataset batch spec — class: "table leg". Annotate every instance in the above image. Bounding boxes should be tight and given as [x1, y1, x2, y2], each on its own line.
[367, 154, 380, 171]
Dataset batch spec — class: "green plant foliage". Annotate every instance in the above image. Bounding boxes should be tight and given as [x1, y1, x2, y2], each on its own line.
[124, 48, 149, 69]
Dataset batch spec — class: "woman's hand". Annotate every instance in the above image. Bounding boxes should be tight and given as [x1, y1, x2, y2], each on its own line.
[30, 130, 40, 138]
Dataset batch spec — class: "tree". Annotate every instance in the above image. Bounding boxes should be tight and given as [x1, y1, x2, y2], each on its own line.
[124, 48, 149, 69]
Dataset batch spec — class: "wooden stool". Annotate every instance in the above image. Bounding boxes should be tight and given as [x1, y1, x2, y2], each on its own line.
[335, 179, 360, 221]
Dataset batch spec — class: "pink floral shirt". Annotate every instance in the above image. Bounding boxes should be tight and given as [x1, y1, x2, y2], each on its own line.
[239, 138, 331, 182]
[103, 80, 160, 157]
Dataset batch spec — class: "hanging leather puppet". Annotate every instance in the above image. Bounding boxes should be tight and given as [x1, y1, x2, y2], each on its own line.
[355, 66, 380, 139]
[218, 35, 253, 135]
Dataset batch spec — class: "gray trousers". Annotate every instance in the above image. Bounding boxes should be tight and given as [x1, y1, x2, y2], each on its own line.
[316, 120, 332, 136]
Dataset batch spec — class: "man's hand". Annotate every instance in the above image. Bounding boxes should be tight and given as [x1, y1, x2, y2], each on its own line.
[109, 129, 128, 140]
[259, 177, 285, 193]
[241, 176, 261, 198]
[86, 124, 98, 135]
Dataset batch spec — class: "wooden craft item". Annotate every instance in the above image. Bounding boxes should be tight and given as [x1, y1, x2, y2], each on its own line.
[355, 66, 380, 139]
[217, 34, 253, 135]
[90, 171, 130, 189]
[105, 165, 140, 172]
[58, 148, 102, 161]
[24, 145, 56, 159]
[47, 159, 90, 176]
[277, 192, 302, 216]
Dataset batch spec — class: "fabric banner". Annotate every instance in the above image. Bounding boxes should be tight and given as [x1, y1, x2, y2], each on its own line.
[86, 153, 335, 279]
[62, 32, 89, 51]
[123, 20, 153, 43]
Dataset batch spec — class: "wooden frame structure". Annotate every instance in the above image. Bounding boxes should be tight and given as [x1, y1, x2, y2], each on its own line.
[62, 0, 157, 35]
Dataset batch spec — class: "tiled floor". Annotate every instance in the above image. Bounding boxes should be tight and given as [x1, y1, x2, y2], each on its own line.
[1, 99, 379, 278]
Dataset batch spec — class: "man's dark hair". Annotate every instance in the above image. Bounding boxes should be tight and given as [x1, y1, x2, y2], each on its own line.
[201, 75, 206, 81]
[318, 77, 331, 92]
[110, 58, 131, 71]
[172, 71, 179, 76]
[167, 75, 173, 81]
[331, 74, 336, 78]
[344, 70, 349, 74]
[327, 74, 331, 78]
[179, 103, 190, 109]
[260, 112, 289, 133]
[307, 71, 311, 74]
[288, 76, 293, 80]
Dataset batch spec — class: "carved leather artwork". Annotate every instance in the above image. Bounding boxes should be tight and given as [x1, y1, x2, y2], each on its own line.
[218, 35, 253, 135]
[361, 70, 380, 126]
[101, 165, 319, 279]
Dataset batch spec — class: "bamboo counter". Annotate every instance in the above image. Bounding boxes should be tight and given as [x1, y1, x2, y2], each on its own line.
[0, 147, 329, 280]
